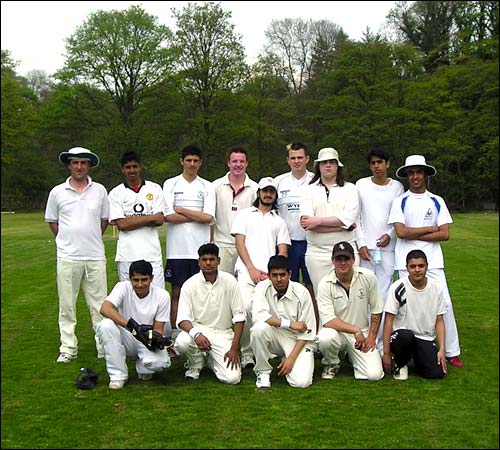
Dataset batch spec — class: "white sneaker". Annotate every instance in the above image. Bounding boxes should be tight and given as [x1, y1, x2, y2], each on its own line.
[56, 353, 76, 363]
[393, 365, 408, 380]
[185, 367, 201, 380]
[241, 354, 255, 369]
[256, 372, 271, 389]
[109, 380, 126, 389]
[321, 364, 340, 380]
[138, 373, 153, 381]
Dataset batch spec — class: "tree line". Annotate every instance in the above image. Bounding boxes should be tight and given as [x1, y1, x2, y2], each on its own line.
[1, 1, 498, 211]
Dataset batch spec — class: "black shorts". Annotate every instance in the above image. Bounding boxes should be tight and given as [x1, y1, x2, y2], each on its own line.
[164, 259, 199, 286]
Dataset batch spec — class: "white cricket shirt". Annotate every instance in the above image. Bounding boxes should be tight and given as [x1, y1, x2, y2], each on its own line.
[108, 180, 164, 262]
[45, 176, 108, 260]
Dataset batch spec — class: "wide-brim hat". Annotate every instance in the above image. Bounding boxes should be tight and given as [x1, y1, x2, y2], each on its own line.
[59, 147, 100, 167]
[396, 155, 436, 178]
[314, 147, 344, 167]
[258, 176, 277, 190]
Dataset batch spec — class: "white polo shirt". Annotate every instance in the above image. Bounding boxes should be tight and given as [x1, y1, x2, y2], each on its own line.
[176, 270, 246, 329]
[299, 180, 359, 254]
[108, 180, 164, 262]
[384, 276, 447, 341]
[106, 281, 170, 325]
[231, 207, 291, 274]
[388, 190, 452, 270]
[163, 174, 216, 259]
[355, 177, 404, 250]
[275, 171, 314, 241]
[317, 266, 383, 328]
[212, 173, 258, 247]
[45, 176, 108, 260]
[252, 279, 317, 342]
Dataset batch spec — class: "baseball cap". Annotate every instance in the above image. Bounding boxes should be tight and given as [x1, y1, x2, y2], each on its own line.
[314, 147, 344, 167]
[59, 147, 100, 167]
[258, 177, 277, 190]
[332, 241, 355, 259]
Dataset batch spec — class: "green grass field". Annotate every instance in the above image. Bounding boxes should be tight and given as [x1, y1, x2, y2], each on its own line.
[1, 212, 498, 449]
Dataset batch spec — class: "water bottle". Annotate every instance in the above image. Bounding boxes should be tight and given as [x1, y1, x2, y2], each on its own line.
[373, 241, 382, 266]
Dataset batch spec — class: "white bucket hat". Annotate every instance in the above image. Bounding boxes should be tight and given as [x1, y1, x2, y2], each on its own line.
[59, 147, 100, 167]
[314, 147, 344, 167]
[396, 155, 436, 178]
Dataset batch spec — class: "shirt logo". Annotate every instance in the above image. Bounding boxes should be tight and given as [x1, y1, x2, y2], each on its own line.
[146, 193, 153, 201]
[424, 208, 433, 220]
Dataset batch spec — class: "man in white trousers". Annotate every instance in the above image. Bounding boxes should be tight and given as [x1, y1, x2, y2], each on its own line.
[356, 148, 404, 351]
[98, 260, 171, 389]
[251, 255, 317, 388]
[231, 177, 291, 368]
[175, 243, 245, 384]
[316, 242, 384, 381]
[388, 154, 463, 367]
[45, 146, 108, 363]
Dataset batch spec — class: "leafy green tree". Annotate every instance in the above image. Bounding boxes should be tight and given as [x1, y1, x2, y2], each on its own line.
[58, 5, 175, 134]
[388, 1, 456, 71]
[171, 1, 248, 177]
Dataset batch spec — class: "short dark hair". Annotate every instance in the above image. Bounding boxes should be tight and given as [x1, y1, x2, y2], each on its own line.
[406, 249, 428, 264]
[129, 260, 153, 277]
[121, 151, 141, 166]
[198, 243, 219, 257]
[228, 146, 248, 161]
[268, 255, 289, 273]
[181, 145, 202, 160]
[367, 148, 390, 163]
[289, 142, 307, 155]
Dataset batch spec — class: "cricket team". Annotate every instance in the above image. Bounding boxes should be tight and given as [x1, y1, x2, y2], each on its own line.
[45, 143, 463, 389]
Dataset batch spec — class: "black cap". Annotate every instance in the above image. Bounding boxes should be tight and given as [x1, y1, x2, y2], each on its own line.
[332, 241, 355, 258]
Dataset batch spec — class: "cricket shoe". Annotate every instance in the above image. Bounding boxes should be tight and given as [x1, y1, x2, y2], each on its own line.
[321, 364, 340, 380]
[393, 365, 408, 380]
[56, 353, 77, 363]
[447, 356, 464, 367]
[255, 372, 271, 389]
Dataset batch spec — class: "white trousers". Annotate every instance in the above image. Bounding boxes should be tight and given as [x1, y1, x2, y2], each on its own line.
[236, 269, 256, 359]
[317, 327, 384, 380]
[217, 246, 238, 276]
[398, 268, 461, 358]
[175, 327, 241, 384]
[360, 251, 396, 352]
[250, 321, 315, 388]
[98, 318, 171, 382]
[117, 260, 165, 289]
[56, 258, 107, 357]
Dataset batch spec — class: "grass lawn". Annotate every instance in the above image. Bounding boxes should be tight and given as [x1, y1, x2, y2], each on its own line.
[1, 212, 498, 449]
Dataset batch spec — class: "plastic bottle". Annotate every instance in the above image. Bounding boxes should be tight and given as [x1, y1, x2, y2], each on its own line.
[373, 241, 382, 266]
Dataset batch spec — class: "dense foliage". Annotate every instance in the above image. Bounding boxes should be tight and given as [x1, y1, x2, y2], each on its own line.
[1, 1, 498, 210]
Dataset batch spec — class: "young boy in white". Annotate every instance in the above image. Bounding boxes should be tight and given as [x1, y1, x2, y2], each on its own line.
[389, 154, 462, 367]
[108, 151, 165, 288]
[98, 260, 171, 389]
[316, 242, 384, 381]
[382, 249, 447, 380]
[356, 149, 404, 351]
[251, 255, 317, 389]
[231, 177, 291, 368]
[175, 243, 245, 384]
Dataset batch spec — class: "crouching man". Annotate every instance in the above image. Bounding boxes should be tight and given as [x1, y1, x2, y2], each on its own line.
[98, 260, 171, 389]
[175, 243, 245, 384]
[251, 255, 317, 389]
